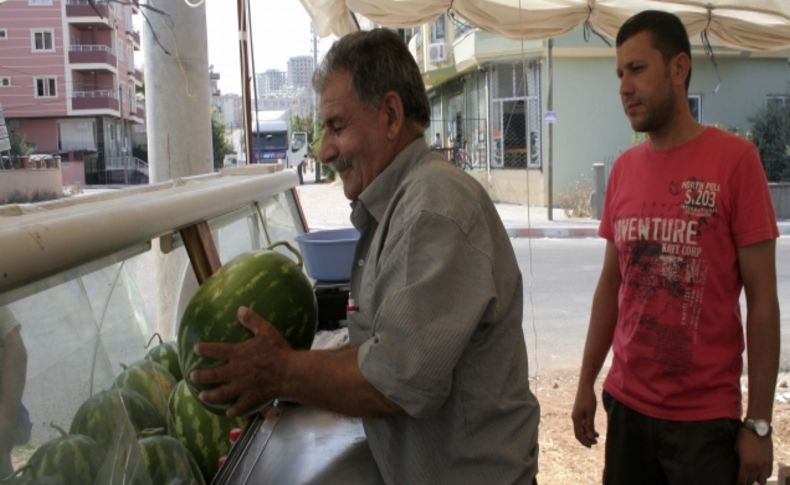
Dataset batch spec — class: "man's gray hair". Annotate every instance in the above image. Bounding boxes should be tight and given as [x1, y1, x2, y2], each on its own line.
[313, 28, 430, 133]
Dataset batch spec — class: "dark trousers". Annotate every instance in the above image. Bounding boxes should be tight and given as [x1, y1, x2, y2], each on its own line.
[602, 391, 740, 485]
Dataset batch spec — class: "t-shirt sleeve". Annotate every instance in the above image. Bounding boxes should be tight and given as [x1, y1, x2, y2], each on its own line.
[729, 145, 779, 247]
[357, 211, 496, 418]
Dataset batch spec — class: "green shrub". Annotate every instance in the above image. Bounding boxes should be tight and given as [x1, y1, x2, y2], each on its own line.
[749, 98, 790, 182]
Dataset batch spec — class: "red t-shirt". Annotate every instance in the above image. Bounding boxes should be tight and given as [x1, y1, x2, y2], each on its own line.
[599, 127, 778, 421]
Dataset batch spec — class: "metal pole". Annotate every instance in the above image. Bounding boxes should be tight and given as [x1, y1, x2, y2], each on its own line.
[312, 24, 320, 183]
[547, 38, 554, 221]
[247, 0, 260, 139]
[237, 0, 254, 165]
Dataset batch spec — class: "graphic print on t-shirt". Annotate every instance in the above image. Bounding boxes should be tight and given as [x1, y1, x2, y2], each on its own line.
[612, 177, 721, 377]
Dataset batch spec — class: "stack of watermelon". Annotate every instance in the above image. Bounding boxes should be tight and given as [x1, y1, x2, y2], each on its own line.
[7, 244, 318, 484]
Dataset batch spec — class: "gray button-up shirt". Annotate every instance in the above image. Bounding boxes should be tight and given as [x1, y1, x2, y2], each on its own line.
[348, 138, 539, 485]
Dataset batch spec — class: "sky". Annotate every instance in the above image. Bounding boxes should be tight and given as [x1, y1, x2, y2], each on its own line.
[204, 0, 334, 96]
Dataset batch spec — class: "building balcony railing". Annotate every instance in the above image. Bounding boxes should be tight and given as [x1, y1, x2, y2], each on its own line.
[68, 44, 117, 66]
[71, 89, 119, 111]
[126, 29, 141, 49]
[65, 0, 111, 22]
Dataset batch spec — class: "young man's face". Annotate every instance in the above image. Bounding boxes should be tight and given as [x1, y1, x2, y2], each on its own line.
[616, 31, 678, 134]
[318, 71, 391, 201]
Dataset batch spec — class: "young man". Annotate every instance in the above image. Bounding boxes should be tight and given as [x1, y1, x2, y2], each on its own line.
[192, 29, 540, 484]
[571, 10, 780, 485]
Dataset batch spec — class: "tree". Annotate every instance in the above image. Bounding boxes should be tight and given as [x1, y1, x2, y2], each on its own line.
[211, 108, 234, 170]
[749, 97, 790, 182]
[291, 114, 314, 141]
[10, 131, 35, 158]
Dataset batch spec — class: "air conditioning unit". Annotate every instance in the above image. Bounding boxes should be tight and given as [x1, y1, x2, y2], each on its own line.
[428, 42, 446, 64]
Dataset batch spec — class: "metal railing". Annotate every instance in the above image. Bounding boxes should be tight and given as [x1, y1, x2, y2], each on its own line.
[72, 89, 117, 99]
[69, 44, 113, 54]
[65, 0, 108, 5]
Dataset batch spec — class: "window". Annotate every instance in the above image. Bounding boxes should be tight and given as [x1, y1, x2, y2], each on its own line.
[431, 14, 445, 41]
[0, 77, 10, 87]
[29, 0, 54, 4]
[31, 30, 54, 52]
[767, 94, 789, 108]
[34, 76, 56, 97]
[0, 29, 7, 40]
[687, 95, 702, 122]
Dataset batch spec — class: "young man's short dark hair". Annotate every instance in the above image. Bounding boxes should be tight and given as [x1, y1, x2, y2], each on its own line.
[616, 10, 692, 91]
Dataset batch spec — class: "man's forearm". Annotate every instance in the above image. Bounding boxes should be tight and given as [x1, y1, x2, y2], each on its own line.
[280, 345, 405, 418]
[0, 329, 27, 430]
[745, 301, 780, 421]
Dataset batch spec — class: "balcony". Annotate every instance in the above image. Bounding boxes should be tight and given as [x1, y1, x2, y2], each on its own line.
[71, 89, 119, 111]
[126, 29, 140, 50]
[68, 44, 117, 68]
[65, 0, 111, 27]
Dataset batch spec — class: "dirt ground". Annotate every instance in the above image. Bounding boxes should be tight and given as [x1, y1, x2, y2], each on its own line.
[533, 369, 790, 483]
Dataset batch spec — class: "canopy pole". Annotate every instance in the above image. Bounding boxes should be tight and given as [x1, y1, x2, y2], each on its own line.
[237, 0, 254, 165]
[546, 38, 554, 221]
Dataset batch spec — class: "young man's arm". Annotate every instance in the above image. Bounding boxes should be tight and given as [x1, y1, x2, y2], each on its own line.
[572, 241, 620, 447]
[735, 239, 779, 485]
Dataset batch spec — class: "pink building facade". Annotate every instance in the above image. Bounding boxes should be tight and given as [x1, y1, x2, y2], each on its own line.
[0, 0, 144, 184]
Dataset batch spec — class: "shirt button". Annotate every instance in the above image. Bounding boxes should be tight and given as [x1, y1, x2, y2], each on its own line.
[357, 259, 365, 267]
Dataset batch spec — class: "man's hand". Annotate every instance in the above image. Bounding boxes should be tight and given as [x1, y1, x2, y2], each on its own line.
[736, 427, 773, 485]
[571, 385, 599, 447]
[190, 306, 293, 417]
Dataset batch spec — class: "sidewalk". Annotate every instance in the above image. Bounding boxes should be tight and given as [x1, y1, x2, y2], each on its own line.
[295, 180, 790, 238]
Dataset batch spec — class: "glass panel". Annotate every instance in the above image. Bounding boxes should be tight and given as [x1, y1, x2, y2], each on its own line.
[1, 189, 304, 483]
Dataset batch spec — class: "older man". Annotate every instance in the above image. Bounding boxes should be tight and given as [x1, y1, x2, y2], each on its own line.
[193, 28, 539, 484]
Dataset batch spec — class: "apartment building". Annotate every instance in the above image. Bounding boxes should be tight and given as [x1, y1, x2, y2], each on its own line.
[0, 0, 144, 184]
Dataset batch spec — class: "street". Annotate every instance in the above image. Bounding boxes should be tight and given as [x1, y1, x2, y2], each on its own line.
[514, 237, 790, 373]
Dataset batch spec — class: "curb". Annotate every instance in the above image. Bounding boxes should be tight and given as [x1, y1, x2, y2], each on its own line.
[506, 226, 600, 239]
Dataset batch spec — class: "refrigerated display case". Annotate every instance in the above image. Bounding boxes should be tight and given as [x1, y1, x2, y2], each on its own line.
[0, 168, 381, 484]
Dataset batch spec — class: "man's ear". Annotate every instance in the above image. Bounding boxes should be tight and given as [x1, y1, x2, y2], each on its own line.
[671, 53, 690, 89]
[380, 91, 405, 140]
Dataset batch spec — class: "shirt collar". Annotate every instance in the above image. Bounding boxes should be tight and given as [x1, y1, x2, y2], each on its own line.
[352, 137, 429, 224]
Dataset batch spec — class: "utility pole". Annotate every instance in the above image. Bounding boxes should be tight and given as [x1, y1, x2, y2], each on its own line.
[237, 0, 253, 165]
[546, 38, 554, 221]
[312, 23, 319, 182]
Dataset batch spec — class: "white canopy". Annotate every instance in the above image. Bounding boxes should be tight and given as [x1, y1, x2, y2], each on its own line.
[299, 0, 790, 52]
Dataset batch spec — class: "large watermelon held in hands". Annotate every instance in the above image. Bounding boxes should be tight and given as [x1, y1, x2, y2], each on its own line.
[145, 334, 182, 381]
[115, 360, 177, 423]
[167, 380, 247, 483]
[178, 241, 317, 414]
[138, 434, 205, 485]
[18, 425, 103, 485]
[69, 388, 164, 448]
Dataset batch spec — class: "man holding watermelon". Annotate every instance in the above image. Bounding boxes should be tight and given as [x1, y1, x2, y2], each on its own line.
[192, 28, 540, 484]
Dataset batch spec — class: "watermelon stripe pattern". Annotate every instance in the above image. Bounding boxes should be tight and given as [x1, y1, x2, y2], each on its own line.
[145, 341, 183, 381]
[139, 435, 206, 485]
[114, 360, 177, 423]
[22, 433, 103, 485]
[167, 380, 247, 482]
[69, 388, 164, 448]
[178, 249, 317, 414]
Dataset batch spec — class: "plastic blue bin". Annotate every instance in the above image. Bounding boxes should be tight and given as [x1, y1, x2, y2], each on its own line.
[295, 228, 360, 282]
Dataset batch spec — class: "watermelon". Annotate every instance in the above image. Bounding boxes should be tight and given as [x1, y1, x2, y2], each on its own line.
[167, 380, 247, 482]
[178, 242, 317, 414]
[21, 425, 103, 485]
[145, 339, 182, 381]
[69, 388, 164, 448]
[138, 435, 205, 485]
[115, 360, 177, 422]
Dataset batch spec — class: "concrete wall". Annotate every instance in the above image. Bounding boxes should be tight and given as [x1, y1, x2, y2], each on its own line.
[770, 183, 790, 220]
[0, 168, 63, 201]
[469, 169, 545, 206]
[61, 160, 85, 187]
